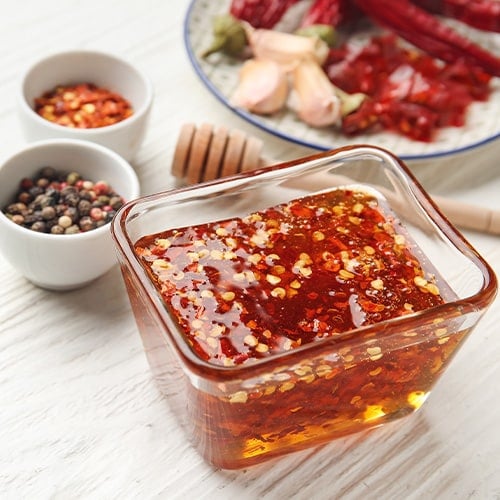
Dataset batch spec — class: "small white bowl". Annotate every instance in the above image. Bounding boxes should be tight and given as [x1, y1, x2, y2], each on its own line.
[0, 139, 140, 291]
[17, 50, 153, 161]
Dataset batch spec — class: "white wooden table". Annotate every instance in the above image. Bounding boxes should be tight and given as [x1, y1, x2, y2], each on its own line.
[1, 2, 499, 498]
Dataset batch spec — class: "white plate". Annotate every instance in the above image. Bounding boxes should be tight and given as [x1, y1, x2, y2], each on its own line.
[184, 0, 500, 161]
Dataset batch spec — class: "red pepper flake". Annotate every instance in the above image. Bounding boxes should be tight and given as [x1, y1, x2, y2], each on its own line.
[34, 82, 133, 129]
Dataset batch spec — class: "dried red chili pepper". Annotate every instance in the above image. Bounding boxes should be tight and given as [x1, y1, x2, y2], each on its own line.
[35, 82, 133, 129]
[354, 0, 500, 76]
[413, 0, 500, 33]
[299, 0, 360, 27]
[229, 0, 299, 29]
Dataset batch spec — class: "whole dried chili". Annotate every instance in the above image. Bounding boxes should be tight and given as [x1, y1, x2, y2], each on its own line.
[354, 0, 500, 76]
[299, 0, 361, 28]
[35, 82, 133, 129]
[229, 0, 299, 29]
[413, 0, 500, 33]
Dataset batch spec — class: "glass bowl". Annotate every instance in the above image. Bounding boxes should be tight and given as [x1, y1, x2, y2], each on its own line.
[111, 145, 497, 469]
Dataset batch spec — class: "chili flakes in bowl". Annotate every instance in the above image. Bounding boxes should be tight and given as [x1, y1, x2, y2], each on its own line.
[34, 82, 133, 129]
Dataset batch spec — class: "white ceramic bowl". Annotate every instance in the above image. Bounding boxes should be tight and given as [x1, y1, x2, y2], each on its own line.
[17, 50, 153, 161]
[0, 139, 140, 290]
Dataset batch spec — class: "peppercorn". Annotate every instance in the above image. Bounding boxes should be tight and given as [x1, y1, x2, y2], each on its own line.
[20, 178, 33, 190]
[90, 207, 104, 221]
[31, 221, 46, 232]
[79, 190, 92, 201]
[109, 196, 124, 210]
[1, 166, 125, 235]
[6, 202, 26, 214]
[77, 199, 91, 215]
[41, 206, 56, 220]
[97, 195, 110, 205]
[37, 177, 50, 188]
[64, 206, 78, 222]
[66, 172, 81, 185]
[11, 214, 25, 225]
[39, 166, 57, 179]
[65, 224, 80, 234]
[29, 186, 44, 198]
[23, 214, 39, 225]
[17, 192, 32, 204]
[79, 216, 96, 232]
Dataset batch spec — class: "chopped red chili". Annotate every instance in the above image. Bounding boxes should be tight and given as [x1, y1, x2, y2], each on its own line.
[34, 82, 133, 129]
[326, 34, 492, 141]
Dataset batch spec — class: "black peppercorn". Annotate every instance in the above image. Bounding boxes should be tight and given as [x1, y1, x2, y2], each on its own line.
[77, 199, 91, 216]
[31, 220, 46, 232]
[39, 166, 57, 179]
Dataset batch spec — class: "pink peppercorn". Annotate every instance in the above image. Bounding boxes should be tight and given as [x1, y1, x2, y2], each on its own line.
[90, 207, 104, 221]
[93, 181, 109, 195]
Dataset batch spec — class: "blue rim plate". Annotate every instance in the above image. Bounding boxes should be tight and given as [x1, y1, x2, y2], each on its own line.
[184, 0, 500, 162]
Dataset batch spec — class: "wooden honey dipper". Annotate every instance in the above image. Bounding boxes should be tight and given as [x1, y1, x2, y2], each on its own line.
[171, 122, 500, 235]
[172, 122, 266, 185]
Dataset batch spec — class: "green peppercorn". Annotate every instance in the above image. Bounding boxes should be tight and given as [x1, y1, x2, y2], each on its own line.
[66, 172, 81, 185]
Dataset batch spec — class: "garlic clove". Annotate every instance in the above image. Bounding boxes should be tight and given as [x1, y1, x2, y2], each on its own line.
[231, 58, 289, 115]
[290, 59, 342, 127]
[246, 27, 330, 71]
